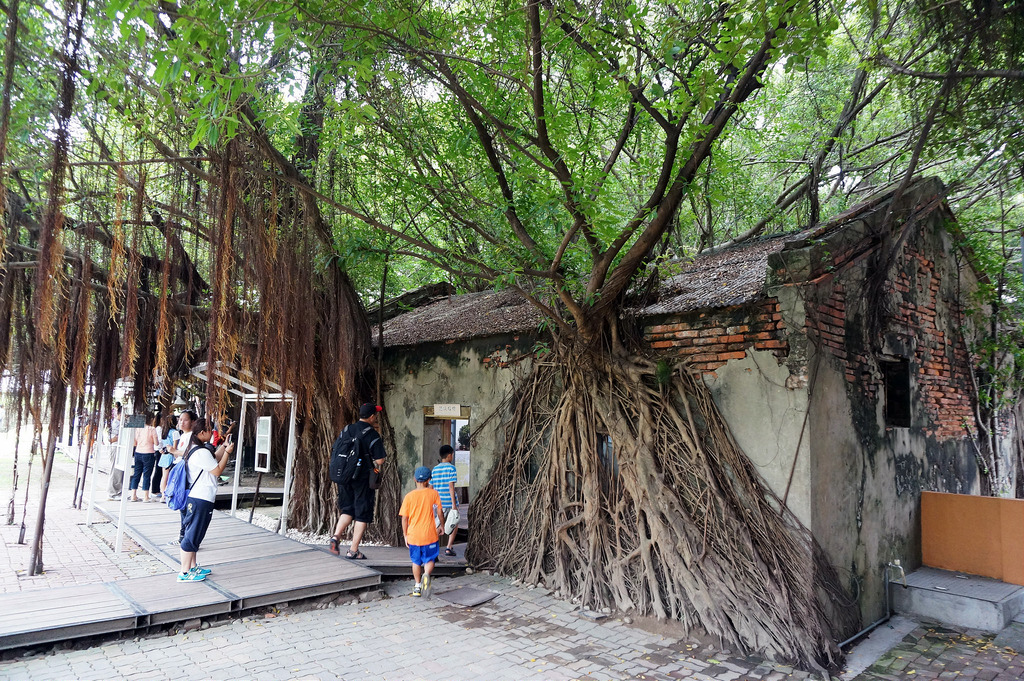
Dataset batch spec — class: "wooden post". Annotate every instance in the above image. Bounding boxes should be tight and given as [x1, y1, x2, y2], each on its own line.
[5, 396, 25, 525]
[248, 472, 263, 524]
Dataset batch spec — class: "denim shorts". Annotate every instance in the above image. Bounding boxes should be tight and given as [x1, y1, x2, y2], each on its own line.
[180, 498, 215, 553]
[408, 542, 440, 566]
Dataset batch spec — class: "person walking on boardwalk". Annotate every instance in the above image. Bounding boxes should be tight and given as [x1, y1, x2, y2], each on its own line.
[154, 413, 179, 501]
[106, 402, 124, 499]
[129, 413, 160, 502]
[178, 418, 234, 582]
[399, 466, 444, 598]
[432, 445, 460, 558]
[328, 403, 386, 560]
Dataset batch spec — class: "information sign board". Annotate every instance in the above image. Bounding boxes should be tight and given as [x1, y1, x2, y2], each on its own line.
[433, 403, 462, 418]
[255, 416, 272, 472]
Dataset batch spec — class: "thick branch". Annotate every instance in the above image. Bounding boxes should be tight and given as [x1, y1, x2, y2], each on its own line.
[592, 18, 787, 321]
[877, 56, 1024, 80]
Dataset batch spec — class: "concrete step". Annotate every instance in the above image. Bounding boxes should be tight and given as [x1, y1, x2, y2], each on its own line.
[891, 566, 1024, 632]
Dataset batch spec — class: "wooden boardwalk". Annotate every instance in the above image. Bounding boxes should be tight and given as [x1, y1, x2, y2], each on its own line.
[0, 500, 381, 651]
[97, 498, 469, 576]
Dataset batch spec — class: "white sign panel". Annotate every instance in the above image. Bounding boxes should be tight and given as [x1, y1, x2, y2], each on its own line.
[454, 450, 470, 487]
[433, 403, 462, 418]
[255, 416, 272, 473]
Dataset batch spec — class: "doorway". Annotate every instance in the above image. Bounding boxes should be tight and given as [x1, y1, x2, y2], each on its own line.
[422, 408, 471, 505]
[422, 405, 471, 556]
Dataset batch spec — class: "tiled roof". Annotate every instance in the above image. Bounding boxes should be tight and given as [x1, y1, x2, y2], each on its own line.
[376, 180, 955, 347]
[378, 289, 542, 348]
[636, 234, 798, 316]
[378, 236, 805, 346]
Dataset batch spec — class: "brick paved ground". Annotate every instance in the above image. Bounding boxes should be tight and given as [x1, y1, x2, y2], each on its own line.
[0, 432, 171, 593]
[4, 431, 1024, 680]
[2, 573, 824, 681]
[852, 623, 1024, 680]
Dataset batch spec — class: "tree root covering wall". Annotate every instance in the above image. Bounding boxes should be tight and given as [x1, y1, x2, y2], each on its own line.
[468, 350, 859, 671]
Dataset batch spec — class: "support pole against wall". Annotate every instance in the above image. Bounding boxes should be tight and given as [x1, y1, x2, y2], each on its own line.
[279, 397, 297, 535]
[114, 421, 135, 554]
[230, 397, 248, 518]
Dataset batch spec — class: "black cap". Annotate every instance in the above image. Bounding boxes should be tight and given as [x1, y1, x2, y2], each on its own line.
[359, 403, 383, 419]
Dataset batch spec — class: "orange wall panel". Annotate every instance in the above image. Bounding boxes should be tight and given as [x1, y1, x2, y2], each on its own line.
[921, 491, 1024, 586]
[999, 499, 1024, 586]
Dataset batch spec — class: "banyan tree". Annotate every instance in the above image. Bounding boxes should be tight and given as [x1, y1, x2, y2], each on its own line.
[4, 0, 1024, 672]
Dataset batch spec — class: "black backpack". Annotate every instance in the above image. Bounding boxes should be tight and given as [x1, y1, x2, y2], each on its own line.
[329, 424, 366, 483]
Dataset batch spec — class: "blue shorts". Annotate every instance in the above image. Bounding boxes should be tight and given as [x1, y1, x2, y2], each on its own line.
[408, 542, 439, 566]
[180, 498, 215, 553]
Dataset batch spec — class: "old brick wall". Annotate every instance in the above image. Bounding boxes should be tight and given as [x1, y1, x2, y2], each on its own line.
[643, 300, 788, 375]
[805, 243, 975, 444]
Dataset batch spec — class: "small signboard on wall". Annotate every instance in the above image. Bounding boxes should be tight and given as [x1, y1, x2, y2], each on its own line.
[255, 416, 272, 472]
[125, 414, 146, 428]
[433, 403, 462, 418]
[454, 449, 471, 487]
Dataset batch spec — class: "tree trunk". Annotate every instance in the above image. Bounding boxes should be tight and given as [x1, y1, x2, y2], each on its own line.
[470, 337, 858, 671]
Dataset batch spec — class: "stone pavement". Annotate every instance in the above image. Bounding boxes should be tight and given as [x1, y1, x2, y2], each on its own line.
[1, 573, 824, 681]
[4, 571, 1021, 681]
[0, 435, 171, 594]
[3, 433, 1024, 680]
[852, 622, 1024, 680]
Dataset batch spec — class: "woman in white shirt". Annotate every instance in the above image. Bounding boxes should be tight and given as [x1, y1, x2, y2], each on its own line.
[178, 417, 234, 582]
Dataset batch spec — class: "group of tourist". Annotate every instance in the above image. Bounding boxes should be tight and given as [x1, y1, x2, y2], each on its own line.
[106, 406, 194, 503]
[326, 403, 462, 598]
[101, 403, 237, 583]
[105, 407, 237, 504]
[107, 399, 463, 594]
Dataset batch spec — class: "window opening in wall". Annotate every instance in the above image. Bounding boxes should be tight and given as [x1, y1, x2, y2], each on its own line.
[598, 434, 618, 477]
[597, 432, 620, 498]
[881, 358, 911, 428]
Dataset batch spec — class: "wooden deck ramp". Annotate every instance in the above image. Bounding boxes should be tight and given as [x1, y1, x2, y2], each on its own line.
[0, 500, 380, 651]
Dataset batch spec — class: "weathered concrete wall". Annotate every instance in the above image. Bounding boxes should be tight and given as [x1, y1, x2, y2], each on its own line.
[800, 187, 983, 623]
[703, 349, 812, 526]
[381, 335, 534, 499]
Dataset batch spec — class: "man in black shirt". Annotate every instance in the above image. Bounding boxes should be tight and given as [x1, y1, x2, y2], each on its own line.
[329, 403, 386, 559]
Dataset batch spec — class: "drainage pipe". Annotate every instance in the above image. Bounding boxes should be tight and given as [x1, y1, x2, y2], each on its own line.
[838, 560, 907, 649]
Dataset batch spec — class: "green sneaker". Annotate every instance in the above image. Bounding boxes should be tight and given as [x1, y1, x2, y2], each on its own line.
[177, 570, 206, 582]
[411, 583, 422, 597]
[422, 574, 432, 599]
[193, 565, 211, 576]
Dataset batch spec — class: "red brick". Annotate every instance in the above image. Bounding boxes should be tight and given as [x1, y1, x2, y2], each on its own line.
[755, 340, 787, 350]
[692, 336, 724, 347]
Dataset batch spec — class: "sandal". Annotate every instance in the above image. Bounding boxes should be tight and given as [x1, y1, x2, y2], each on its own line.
[345, 550, 367, 560]
[444, 548, 456, 557]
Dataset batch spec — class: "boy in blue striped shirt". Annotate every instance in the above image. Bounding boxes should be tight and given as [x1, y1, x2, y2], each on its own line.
[432, 445, 459, 557]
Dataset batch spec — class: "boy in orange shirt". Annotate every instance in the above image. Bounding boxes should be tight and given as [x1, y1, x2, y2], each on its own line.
[399, 466, 445, 598]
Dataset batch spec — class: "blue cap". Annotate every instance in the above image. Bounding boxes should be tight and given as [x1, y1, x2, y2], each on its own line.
[414, 466, 431, 482]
